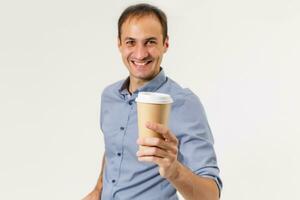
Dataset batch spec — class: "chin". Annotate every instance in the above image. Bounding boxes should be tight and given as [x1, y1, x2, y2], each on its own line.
[131, 72, 154, 80]
[128, 66, 154, 78]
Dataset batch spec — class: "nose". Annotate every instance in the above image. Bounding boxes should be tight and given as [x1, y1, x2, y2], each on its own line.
[133, 44, 149, 60]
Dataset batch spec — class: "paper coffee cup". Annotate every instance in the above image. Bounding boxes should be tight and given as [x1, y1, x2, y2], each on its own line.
[135, 92, 173, 142]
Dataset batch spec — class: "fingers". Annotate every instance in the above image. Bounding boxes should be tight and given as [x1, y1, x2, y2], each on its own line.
[145, 122, 178, 144]
[136, 146, 169, 158]
[137, 155, 164, 165]
[137, 122, 179, 170]
[137, 137, 178, 154]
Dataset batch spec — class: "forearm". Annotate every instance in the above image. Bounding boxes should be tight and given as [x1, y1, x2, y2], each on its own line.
[168, 162, 219, 200]
[94, 155, 105, 192]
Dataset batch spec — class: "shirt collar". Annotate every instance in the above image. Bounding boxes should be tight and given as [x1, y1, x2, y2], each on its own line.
[119, 67, 167, 96]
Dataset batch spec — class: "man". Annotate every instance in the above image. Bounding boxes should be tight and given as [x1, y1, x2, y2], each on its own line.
[83, 3, 222, 200]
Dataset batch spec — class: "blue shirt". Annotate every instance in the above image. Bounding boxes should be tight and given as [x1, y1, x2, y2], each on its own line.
[100, 69, 222, 200]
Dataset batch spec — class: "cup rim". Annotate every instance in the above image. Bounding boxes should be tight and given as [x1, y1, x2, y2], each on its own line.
[135, 92, 173, 104]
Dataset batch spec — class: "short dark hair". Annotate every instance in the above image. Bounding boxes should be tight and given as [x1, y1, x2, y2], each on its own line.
[118, 3, 168, 42]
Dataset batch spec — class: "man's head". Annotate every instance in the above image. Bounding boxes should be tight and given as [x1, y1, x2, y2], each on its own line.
[118, 3, 168, 43]
[118, 3, 169, 83]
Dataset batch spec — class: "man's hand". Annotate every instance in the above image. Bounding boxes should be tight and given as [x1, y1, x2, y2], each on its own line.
[82, 188, 101, 200]
[136, 122, 180, 180]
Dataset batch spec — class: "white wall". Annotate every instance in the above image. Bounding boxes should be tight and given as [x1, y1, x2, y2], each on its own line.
[0, 0, 299, 199]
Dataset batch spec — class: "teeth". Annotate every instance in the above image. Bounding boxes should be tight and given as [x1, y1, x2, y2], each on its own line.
[133, 61, 148, 66]
[131, 60, 152, 66]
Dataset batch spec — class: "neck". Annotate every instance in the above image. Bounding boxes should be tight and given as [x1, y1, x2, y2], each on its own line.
[128, 77, 150, 94]
[127, 68, 161, 94]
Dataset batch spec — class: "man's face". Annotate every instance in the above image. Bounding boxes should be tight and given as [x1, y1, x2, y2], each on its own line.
[118, 15, 169, 81]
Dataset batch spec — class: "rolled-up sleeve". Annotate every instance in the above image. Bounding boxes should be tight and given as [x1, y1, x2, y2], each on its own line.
[171, 91, 223, 193]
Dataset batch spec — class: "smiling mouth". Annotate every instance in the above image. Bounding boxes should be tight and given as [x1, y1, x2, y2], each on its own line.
[130, 60, 153, 68]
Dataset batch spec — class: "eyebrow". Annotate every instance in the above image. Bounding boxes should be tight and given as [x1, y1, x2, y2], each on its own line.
[145, 37, 157, 41]
[124, 37, 135, 41]
[124, 37, 158, 41]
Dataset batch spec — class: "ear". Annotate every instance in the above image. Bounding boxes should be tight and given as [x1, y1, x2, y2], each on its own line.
[163, 35, 169, 53]
[118, 38, 122, 52]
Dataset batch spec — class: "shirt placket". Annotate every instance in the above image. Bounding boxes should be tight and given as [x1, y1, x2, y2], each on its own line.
[110, 93, 136, 199]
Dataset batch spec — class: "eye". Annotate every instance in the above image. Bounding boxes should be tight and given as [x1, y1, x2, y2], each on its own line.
[146, 40, 157, 45]
[125, 40, 135, 46]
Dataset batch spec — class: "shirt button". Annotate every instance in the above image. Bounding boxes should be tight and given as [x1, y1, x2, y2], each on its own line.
[120, 127, 125, 130]
[117, 152, 121, 156]
[112, 179, 116, 183]
[129, 101, 133, 105]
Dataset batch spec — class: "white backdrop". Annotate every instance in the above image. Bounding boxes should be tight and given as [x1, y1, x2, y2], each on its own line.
[0, 0, 299, 199]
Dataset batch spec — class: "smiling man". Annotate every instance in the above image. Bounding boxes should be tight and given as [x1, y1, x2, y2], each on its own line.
[118, 11, 168, 92]
[83, 3, 222, 200]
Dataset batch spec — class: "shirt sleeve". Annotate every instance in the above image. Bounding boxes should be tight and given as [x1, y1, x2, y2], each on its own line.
[171, 91, 223, 193]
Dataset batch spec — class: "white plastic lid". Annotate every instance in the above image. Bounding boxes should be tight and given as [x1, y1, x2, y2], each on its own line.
[135, 92, 173, 104]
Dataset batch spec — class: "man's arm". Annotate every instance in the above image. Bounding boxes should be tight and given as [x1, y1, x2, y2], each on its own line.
[168, 162, 219, 200]
[94, 155, 105, 192]
[82, 154, 106, 200]
[137, 122, 220, 200]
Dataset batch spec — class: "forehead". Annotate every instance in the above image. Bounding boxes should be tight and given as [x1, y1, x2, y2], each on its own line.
[120, 15, 163, 40]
